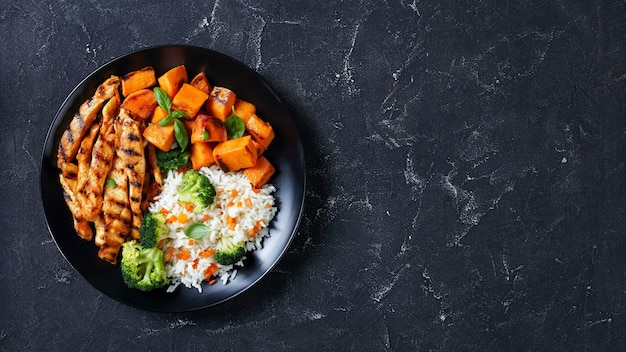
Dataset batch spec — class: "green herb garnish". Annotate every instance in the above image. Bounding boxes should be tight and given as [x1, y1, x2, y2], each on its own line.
[184, 223, 211, 239]
[224, 107, 245, 138]
[153, 87, 190, 150]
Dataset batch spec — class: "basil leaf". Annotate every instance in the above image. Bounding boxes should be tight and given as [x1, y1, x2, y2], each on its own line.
[153, 87, 172, 112]
[170, 110, 189, 120]
[225, 110, 245, 138]
[184, 223, 211, 239]
[105, 178, 116, 188]
[202, 130, 210, 141]
[157, 113, 175, 126]
[174, 118, 189, 151]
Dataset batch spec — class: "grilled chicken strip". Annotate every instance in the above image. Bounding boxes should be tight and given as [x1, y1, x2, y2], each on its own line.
[58, 167, 93, 241]
[118, 110, 146, 240]
[144, 143, 163, 208]
[96, 154, 132, 263]
[76, 96, 120, 221]
[57, 76, 120, 168]
[75, 119, 101, 193]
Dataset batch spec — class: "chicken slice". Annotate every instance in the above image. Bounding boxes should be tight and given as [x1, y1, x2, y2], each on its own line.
[96, 154, 132, 263]
[58, 169, 93, 241]
[57, 76, 120, 168]
[76, 96, 120, 221]
[75, 118, 101, 193]
[118, 110, 146, 240]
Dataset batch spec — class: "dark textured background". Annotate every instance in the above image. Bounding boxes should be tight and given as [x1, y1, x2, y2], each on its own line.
[2, 1, 626, 351]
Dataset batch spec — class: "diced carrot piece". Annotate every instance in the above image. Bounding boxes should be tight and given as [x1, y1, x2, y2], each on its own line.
[191, 114, 227, 144]
[171, 83, 209, 118]
[188, 239, 195, 246]
[212, 135, 258, 172]
[226, 216, 237, 230]
[204, 263, 218, 279]
[121, 66, 157, 97]
[157, 65, 188, 98]
[178, 213, 187, 223]
[199, 248, 215, 258]
[234, 99, 256, 124]
[245, 114, 275, 151]
[190, 72, 211, 94]
[192, 258, 199, 269]
[190, 142, 215, 170]
[166, 248, 176, 260]
[185, 203, 195, 212]
[120, 89, 157, 121]
[206, 86, 236, 121]
[143, 122, 175, 152]
[244, 156, 275, 188]
[177, 249, 190, 260]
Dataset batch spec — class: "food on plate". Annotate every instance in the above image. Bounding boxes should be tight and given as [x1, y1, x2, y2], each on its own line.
[56, 64, 277, 292]
[121, 240, 169, 291]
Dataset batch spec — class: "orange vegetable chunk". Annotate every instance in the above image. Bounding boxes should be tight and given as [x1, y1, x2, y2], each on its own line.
[244, 156, 275, 188]
[121, 66, 157, 97]
[212, 135, 258, 172]
[120, 89, 157, 121]
[151, 106, 168, 124]
[190, 72, 211, 94]
[245, 114, 275, 151]
[157, 65, 188, 98]
[234, 99, 256, 124]
[191, 114, 227, 144]
[143, 122, 175, 152]
[206, 86, 236, 121]
[190, 142, 215, 170]
[171, 83, 209, 118]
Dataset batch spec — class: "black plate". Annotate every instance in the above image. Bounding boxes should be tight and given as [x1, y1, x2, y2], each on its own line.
[40, 45, 305, 312]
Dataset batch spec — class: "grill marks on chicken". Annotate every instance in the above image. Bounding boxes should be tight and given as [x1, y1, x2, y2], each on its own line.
[118, 110, 145, 241]
[96, 153, 132, 264]
[76, 96, 120, 221]
[57, 76, 120, 168]
[55, 77, 160, 264]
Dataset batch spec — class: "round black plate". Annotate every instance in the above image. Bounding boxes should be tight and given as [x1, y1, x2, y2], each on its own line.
[40, 45, 305, 312]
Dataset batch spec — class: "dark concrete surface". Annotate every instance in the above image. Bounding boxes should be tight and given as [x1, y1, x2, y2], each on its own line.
[1, 1, 626, 351]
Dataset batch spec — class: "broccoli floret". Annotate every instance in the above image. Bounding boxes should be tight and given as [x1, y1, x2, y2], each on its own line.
[139, 212, 169, 248]
[120, 240, 169, 291]
[156, 147, 190, 170]
[178, 170, 216, 210]
[214, 235, 246, 265]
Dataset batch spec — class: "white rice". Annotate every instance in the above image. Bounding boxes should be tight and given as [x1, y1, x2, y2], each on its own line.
[148, 165, 277, 293]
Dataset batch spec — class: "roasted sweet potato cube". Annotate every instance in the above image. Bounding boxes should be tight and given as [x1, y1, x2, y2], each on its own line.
[212, 135, 258, 172]
[158, 65, 188, 98]
[207, 86, 236, 121]
[121, 66, 157, 97]
[190, 72, 211, 94]
[190, 142, 215, 170]
[143, 122, 175, 152]
[171, 83, 209, 118]
[245, 114, 275, 150]
[244, 156, 275, 188]
[191, 114, 227, 144]
[120, 89, 157, 121]
[234, 99, 256, 123]
[151, 106, 168, 124]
